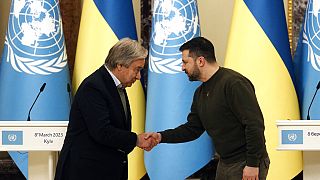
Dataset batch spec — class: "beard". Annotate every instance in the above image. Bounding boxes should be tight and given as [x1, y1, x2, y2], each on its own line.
[186, 65, 200, 81]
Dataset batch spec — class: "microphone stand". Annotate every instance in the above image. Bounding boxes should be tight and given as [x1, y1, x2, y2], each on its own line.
[27, 83, 46, 121]
[67, 83, 72, 106]
[307, 81, 320, 120]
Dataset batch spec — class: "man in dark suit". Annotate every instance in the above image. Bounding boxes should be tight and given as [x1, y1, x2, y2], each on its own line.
[55, 38, 155, 180]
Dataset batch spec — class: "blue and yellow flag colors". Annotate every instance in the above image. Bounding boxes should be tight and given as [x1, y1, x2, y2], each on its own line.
[72, 1, 146, 179]
[145, 0, 213, 179]
[224, 0, 302, 179]
[0, 0, 71, 178]
[294, 0, 320, 120]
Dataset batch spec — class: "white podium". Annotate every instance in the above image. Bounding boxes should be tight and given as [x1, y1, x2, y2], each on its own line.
[277, 120, 320, 180]
[0, 121, 68, 180]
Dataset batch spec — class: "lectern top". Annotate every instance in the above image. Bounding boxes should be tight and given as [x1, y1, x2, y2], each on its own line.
[0, 121, 68, 127]
[276, 120, 320, 126]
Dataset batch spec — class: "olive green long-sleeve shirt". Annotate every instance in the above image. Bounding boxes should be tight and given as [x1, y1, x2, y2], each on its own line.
[160, 67, 268, 167]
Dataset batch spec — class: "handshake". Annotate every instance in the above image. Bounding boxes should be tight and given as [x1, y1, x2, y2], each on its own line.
[136, 132, 161, 151]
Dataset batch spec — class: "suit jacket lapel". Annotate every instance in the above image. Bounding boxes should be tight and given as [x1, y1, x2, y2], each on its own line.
[98, 66, 129, 129]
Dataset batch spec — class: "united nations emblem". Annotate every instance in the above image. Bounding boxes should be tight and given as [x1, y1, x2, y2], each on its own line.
[4, 0, 67, 75]
[8, 134, 17, 142]
[303, 0, 320, 71]
[149, 0, 200, 74]
[287, 133, 297, 142]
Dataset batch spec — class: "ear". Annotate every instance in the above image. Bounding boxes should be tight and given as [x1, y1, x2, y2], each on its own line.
[198, 56, 205, 67]
[116, 64, 122, 71]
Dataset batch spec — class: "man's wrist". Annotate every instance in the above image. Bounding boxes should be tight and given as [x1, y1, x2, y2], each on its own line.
[157, 132, 162, 143]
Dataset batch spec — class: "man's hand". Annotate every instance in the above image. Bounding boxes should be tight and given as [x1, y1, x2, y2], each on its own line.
[136, 133, 158, 151]
[242, 166, 259, 180]
[144, 132, 161, 144]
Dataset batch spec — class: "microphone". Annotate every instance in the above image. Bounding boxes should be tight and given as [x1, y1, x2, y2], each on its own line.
[27, 83, 46, 121]
[67, 83, 72, 105]
[307, 81, 320, 120]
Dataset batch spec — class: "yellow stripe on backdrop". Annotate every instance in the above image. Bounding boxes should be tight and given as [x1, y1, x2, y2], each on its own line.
[72, 0, 117, 91]
[127, 82, 146, 179]
[73, 1, 146, 179]
[224, 1, 302, 180]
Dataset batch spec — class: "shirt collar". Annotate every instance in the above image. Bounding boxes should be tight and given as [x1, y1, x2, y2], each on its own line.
[104, 65, 122, 88]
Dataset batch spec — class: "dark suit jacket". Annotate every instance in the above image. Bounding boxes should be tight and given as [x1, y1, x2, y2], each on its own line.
[55, 66, 137, 180]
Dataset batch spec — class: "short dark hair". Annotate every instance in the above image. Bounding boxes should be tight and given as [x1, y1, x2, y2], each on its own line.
[179, 37, 216, 63]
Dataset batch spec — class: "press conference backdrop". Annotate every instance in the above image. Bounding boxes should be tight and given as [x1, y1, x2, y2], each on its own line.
[0, 0, 71, 178]
[0, 0, 296, 159]
[1, 0, 235, 69]
[145, 1, 213, 179]
[224, 0, 302, 179]
[0, 0, 295, 179]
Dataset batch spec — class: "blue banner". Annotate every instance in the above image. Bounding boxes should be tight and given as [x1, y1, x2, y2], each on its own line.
[294, 0, 320, 120]
[145, 0, 213, 179]
[0, 0, 71, 178]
